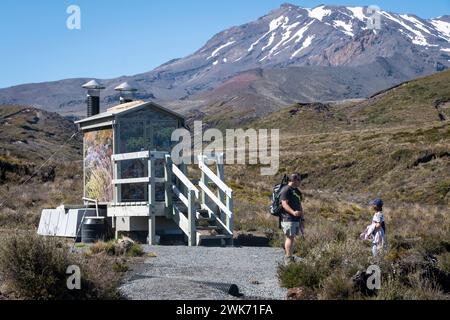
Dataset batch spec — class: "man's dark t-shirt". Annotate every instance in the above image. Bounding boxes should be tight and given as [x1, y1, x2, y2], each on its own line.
[279, 185, 303, 222]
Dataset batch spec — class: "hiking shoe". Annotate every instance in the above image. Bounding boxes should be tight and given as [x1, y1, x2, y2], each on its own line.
[284, 256, 295, 266]
[292, 256, 305, 263]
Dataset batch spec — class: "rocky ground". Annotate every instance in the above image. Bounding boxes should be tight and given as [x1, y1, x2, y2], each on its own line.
[119, 246, 287, 300]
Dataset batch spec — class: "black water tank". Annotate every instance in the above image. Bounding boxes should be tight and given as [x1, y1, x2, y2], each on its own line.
[87, 96, 100, 117]
[81, 217, 106, 243]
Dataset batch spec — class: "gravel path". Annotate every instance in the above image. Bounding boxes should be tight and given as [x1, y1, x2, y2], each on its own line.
[120, 246, 287, 300]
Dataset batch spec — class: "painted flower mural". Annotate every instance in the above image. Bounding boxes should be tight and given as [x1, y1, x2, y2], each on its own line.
[84, 129, 113, 202]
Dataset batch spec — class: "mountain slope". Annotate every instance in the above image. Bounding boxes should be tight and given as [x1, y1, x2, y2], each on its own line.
[0, 106, 82, 229]
[0, 106, 81, 184]
[230, 69, 450, 206]
[251, 68, 450, 131]
[181, 58, 423, 126]
[0, 3, 449, 118]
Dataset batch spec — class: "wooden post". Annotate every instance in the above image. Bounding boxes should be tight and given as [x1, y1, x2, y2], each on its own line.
[216, 153, 225, 222]
[113, 160, 119, 240]
[148, 154, 156, 245]
[113, 160, 119, 204]
[112, 216, 118, 240]
[226, 193, 234, 245]
[199, 155, 210, 208]
[188, 189, 196, 246]
[180, 162, 188, 197]
[164, 154, 173, 218]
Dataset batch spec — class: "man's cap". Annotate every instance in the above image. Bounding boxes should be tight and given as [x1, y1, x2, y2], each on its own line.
[370, 199, 384, 207]
[289, 173, 301, 182]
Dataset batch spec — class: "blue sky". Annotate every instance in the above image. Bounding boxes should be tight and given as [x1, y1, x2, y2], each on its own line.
[0, 0, 449, 88]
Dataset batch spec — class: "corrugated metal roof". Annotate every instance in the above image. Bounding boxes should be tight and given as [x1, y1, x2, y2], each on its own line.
[75, 100, 185, 126]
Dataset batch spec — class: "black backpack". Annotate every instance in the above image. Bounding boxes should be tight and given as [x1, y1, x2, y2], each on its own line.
[270, 175, 288, 217]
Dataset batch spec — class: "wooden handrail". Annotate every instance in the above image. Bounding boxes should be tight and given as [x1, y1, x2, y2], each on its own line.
[198, 181, 233, 218]
[112, 151, 149, 161]
[172, 185, 189, 208]
[172, 164, 199, 198]
[113, 177, 150, 185]
[112, 150, 169, 162]
[202, 203, 233, 236]
[198, 156, 232, 198]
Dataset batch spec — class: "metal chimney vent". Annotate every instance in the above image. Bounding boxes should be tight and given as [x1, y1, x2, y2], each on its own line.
[82, 80, 105, 117]
[114, 82, 137, 104]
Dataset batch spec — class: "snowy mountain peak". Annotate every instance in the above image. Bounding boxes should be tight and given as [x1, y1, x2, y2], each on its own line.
[195, 3, 450, 71]
[1, 3, 449, 115]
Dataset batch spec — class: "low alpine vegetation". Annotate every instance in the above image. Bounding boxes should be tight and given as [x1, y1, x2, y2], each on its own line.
[0, 232, 122, 300]
[276, 198, 450, 300]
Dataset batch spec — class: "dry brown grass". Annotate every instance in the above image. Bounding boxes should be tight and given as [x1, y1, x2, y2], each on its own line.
[272, 195, 450, 300]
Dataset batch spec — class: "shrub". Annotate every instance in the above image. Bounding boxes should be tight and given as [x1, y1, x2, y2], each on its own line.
[88, 240, 144, 257]
[127, 243, 144, 257]
[376, 277, 408, 300]
[89, 241, 116, 256]
[0, 233, 121, 300]
[278, 261, 326, 289]
[0, 233, 71, 299]
[377, 272, 447, 300]
[112, 259, 129, 273]
[319, 272, 359, 300]
[437, 252, 450, 273]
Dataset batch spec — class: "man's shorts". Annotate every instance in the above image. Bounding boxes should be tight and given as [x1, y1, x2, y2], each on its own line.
[281, 221, 301, 237]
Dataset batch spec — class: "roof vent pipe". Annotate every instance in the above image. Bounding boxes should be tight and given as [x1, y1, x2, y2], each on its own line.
[114, 82, 137, 104]
[82, 80, 105, 117]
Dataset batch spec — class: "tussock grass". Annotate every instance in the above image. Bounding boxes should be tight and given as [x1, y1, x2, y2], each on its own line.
[88, 240, 144, 258]
[230, 170, 450, 300]
[272, 196, 450, 300]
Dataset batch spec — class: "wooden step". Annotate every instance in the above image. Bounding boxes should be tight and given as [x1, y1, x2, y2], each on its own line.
[196, 225, 220, 231]
[196, 209, 211, 218]
[197, 229, 231, 237]
[197, 233, 232, 240]
[196, 216, 215, 223]
[196, 231, 233, 247]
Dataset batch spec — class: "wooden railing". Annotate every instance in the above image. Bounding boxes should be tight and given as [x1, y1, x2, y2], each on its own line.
[111, 150, 167, 245]
[198, 154, 234, 237]
[111, 151, 234, 246]
[169, 157, 199, 246]
[168, 153, 233, 246]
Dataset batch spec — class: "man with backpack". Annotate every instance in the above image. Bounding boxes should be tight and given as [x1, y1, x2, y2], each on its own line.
[279, 173, 304, 265]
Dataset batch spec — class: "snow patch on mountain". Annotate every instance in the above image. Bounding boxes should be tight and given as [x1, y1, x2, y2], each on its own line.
[262, 32, 276, 51]
[208, 41, 235, 60]
[333, 20, 354, 37]
[270, 21, 301, 55]
[291, 35, 315, 58]
[400, 14, 433, 35]
[307, 6, 331, 21]
[381, 11, 433, 46]
[248, 15, 287, 52]
[431, 19, 450, 41]
[287, 21, 315, 44]
[347, 7, 366, 22]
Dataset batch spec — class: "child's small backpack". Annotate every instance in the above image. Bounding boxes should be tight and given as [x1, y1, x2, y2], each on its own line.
[270, 175, 288, 217]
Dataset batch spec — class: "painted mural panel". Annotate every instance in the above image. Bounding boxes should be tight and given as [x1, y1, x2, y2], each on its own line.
[84, 129, 114, 202]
